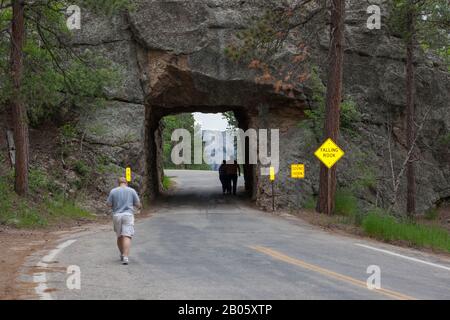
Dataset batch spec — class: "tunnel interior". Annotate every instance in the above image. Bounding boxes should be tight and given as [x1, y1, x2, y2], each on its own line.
[144, 105, 256, 202]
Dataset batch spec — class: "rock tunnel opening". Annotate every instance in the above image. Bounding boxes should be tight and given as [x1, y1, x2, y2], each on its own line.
[144, 105, 256, 203]
[138, 50, 308, 208]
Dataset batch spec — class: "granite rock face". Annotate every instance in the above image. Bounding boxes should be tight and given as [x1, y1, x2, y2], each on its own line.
[72, 0, 449, 213]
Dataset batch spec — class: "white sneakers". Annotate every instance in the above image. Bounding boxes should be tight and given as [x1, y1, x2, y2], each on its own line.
[120, 255, 129, 265]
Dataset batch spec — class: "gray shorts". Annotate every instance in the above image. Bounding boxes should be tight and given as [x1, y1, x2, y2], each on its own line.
[113, 213, 135, 238]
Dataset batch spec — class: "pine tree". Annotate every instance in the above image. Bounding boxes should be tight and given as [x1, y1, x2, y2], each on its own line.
[0, 0, 130, 196]
[316, 0, 345, 215]
[389, 0, 449, 216]
[10, 0, 28, 195]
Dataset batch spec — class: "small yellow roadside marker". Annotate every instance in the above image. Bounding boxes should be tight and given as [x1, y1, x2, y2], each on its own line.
[269, 167, 276, 211]
[269, 167, 275, 181]
[126, 167, 132, 182]
[291, 164, 305, 179]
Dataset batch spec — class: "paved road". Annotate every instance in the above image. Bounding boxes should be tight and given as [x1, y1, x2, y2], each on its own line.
[36, 170, 450, 300]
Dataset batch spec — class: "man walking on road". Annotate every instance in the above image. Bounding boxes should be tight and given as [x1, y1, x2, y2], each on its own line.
[226, 160, 241, 195]
[218, 160, 229, 195]
[107, 177, 141, 265]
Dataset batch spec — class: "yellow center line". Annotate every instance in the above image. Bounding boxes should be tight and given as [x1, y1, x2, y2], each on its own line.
[250, 245, 416, 300]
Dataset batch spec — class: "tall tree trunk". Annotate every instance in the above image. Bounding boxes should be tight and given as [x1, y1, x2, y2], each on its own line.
[316, 0, 345, 215]
[405, 4, 416, 216]
[10, 0, 29, 196]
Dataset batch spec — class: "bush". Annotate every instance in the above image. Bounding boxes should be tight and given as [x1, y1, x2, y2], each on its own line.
[29, 168, 50, 193]
[301, 67, 361, 136]
[438, 132, 450, 146]
[162, 175, 173, 191]
[61, 124, 78, 140]
[73, 160, 90, 177]
[0, 169, 93, 228]
[303, 196, 316, 210]
[424, 208, 439, 220]
[353, 160, 377, 191]
[0, 174, 47, 227]
[340, 99, 361, 132]
[12, 203, 48, 228]
[46, 195, 93, 220]
[362, 210, 450, 253]
[335, 188, 358, 217]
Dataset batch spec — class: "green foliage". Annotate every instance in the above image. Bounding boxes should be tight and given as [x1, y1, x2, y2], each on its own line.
[45, 195, 93, 220]
[162, 175, 173, 191]
[9, 203, 48, 228]
[302, 67, 361, 136]
[303, 196, 317, 210]
[29, 168, 50, 193]
[97, 163, 121, 175]
[0, 169, 92, 228]
[335, 188, 359, 217]
[388, 0, 450, 67]
[0, 172, 47, 228]
[222, 112, 238, 131]
[59, 124, 79, 158]
[225, 9, 290, 63]
[61, 124, 78, 140]
[438, 132, 450, 146]
[352, 158, 378, 191]
[225, 4, 318, 95]
[0, 1, 127, 126]
[304, 97, 360, 135]
[424, 208, 439, 221]
[73, 160, 90, 177]
[340, 99, 361, 131]
[162, 113, 210, 170]
[96, 154, 112, 166]
[301, 68, 325, 134]
[362, 209, 450, 253]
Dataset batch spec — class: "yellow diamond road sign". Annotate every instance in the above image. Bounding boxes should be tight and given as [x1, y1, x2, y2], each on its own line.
[291, 164, 305, 179]
[314, 139, 345, 169]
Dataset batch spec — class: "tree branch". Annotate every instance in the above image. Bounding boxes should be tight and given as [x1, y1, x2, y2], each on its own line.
[388, 106, 432, 211]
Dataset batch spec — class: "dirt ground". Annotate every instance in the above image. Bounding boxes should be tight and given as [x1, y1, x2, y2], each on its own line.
[0, 227, 56, 299]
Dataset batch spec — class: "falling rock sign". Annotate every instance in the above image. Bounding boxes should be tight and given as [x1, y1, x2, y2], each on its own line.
[314, 139, 345, 169]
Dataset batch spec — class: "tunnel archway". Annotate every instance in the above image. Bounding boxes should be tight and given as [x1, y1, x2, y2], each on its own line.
[138, 51, 307, 207]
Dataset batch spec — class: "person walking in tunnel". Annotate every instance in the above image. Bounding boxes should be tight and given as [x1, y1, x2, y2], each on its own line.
[107, 177, 141, 265]
[218, 160, 229, 195]
[226, 160, 241, 195]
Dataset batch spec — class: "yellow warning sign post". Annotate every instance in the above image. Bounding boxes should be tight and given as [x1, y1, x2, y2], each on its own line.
[314, 139, 345, 215]
[314, 138, 345, 169]
[269, 167, 275, 211]
[291, 164, 305, 208]
[269, 167, 275, 181]
[126, 167, 132, 182]
[291, 164, 305, 179]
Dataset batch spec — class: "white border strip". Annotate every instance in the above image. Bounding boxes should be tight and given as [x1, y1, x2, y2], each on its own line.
[33, 239, 77, 300]
[355, 243, 450, 272]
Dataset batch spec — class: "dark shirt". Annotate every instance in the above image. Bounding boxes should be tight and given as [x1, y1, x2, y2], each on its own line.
[226, 163, 241, 176]
[219, 164, 227, 176]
